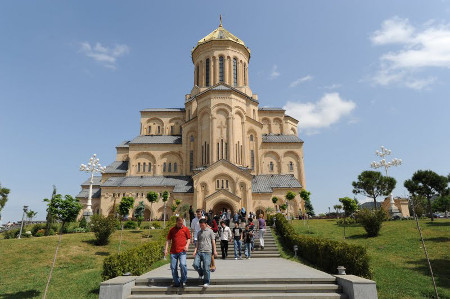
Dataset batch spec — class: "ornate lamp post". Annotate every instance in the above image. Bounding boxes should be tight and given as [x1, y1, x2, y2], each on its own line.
[370, 146, 402, 215]
[18, 205, 28, 239]
[80, 154, 106, 222]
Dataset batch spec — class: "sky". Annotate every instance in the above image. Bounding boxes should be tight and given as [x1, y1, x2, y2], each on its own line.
[1, 1, 450, 222]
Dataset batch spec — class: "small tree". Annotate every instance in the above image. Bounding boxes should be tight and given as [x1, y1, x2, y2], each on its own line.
[300, 190, 314, 217]
[339, 197, 358, 239]
[0, 182, 10, 225]
[146, 191, 159, 236]
[433, 196, 450, 217]
[358, 208, 387, 237]
[134, 201, 145, 228]
[43, 194, 82, 299]
[117, 196, 135, 253]
[272, 196, 279, 205]
[26, 210, 37, 225]
[44, 186, 57, 236]
[404, 170, 448, 221]
[162, 190, 169, 226]
[352, 171, 396, 210]
[171, 204, 178, 213]
[279, 203, 287, 211]
[333, 204, 342, 218]
[285, 191, 296, 220]
[90, 214, 117, 245]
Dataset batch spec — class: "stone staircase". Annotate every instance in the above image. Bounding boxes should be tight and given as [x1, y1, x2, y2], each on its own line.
[186, 227, 280, 259]
[128, 277, 347, 298]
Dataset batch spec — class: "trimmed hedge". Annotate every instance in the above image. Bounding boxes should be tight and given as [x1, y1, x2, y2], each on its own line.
[272, 213, 372, 278]
[102, 218, 176, 280]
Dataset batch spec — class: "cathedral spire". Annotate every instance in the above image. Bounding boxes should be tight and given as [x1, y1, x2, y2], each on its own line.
[219, 14, 223, 27]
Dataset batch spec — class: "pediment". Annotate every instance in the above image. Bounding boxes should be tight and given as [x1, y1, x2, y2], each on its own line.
[204, 189, 241, 203]
[192, 159, 253, 182]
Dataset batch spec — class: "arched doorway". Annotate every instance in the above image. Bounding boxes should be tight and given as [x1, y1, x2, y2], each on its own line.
[212, 201, 234, 217]
[256, 208, 265, 219]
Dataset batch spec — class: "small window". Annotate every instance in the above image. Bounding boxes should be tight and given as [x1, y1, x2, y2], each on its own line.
[233, 58, 238, 86]
[221, 180, 224, 188]
[269, 162, 274, 172]
[174, 162, 177, 172]
[196, 65, 199, 86]
[206, 58, 210, 87]
[148, 126, 151, 134]
[250, 135, 253, 141]
[137, 163, 141, 172]
[289, 161, 294, 171]
[158, 126, 161, 134]
[251, 150, 255, 169]
[168, 162, 172, 172]
[171, 126, 174, 135]
[190, 135, 194, 142]
[149, 163, 152, 172]
[143, 163, 146, 172]
[189, 150, 194, 171]
[217, 180, 220, 188]
[226, 180, 229, 189]
[163, 162, 167, 172]
[219, 56, 224, 82]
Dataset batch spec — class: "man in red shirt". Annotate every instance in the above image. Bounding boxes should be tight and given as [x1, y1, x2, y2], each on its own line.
[164, 217, 191, 287]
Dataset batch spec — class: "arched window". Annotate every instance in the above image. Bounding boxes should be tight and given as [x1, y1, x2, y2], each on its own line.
[149, 163, 152, 172]
[189, 150, 194, 172]
[226, 180, 229, 189]
[168, 162, 172, 172]
[251, 150, 255, 169]
[190, 135, 194, 142]
[143, 163, 146, 172]
[289, 161, 294, 171]
[244, 63, 247, 85]
[137, 163, 141, 172]
[219, 56, 224, 82]
[217, 180, 220, 189]
[148, 126, 151, 135]
[163, 162, 167, 172]
[233, 58, 238, 86]
[196, 64, 199, 86]
[249, 135, 254, 141]
[269, 162, 274, 172]
[205, 58, 210, 87]
[158, 126, 161, 134]
[174, 162, 177, 172]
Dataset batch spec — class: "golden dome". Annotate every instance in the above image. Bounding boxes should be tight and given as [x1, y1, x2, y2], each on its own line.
[192, 23, 250, 55]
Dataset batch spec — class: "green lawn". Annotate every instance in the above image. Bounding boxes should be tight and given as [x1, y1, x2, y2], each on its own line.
[290, 218, 450, 299]
[0, 224, 165, 299]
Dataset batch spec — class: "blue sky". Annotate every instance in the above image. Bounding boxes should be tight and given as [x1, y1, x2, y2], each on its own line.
[1, 1, 450, 222]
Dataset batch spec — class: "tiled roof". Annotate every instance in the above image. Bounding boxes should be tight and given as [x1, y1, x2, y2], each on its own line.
[116, 141, 130, 148]
[81, 176, 102, 186]
[141, 108, 185, 112]
[101, 176, 193, 193]
[258, 107, 285, 111]
[252, 174, 302, 193]
[129, 135, 182, 144]
[76, 188, 101, 199]
[262, 134, 303, 143]
[105, 161, 128, 173]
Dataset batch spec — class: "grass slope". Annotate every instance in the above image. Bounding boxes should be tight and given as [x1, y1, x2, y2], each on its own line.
[291, 218, 450, 299]
[0, 228, 165, 299]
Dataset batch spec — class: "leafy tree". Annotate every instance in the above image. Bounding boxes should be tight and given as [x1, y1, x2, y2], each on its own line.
[90, 214, 117, 245]
[333, 204, 342, 218]
[352, 171, 396, 210]
[134, 201, 145, 228]
[339, 197, 358, 239]
[433, 196, 450, 215]
[357, 208, 387, 237]
[404, 170, 448, 221]
[43, 194, 82, 299]
[44, 186, 57, 236]
[285, 191, 296, 220]
[146, 191, 159, 236]
[26, 210, 37, 225]
[272, 196, 279, 204]
[171, 204, 178, 213]
[279, 203, 287, 211]
[117, 196, 135, 253]
[300, 189, 315, 216]
[0, 182, 10, 224]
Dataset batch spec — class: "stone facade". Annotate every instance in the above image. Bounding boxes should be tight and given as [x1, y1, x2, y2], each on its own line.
[77, 23, 306, 219]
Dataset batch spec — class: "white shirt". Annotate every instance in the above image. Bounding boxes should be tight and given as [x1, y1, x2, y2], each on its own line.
[219, 226, 232, 241]
[190, 217, 201, 240]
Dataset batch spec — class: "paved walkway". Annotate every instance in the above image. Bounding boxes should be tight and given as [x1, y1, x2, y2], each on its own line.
[140, 257, 334, 280]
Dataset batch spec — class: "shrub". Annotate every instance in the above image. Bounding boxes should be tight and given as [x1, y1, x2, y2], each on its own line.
[336, 217, 357, 226]
[3, 228, 19, 239]
[102, 218, 175, 280]
[62, 222, 80, 234]
[90, 214, 117, 245]
[32, 223, 46, 236]
[123, 220, 137, 230]
[272, 213, 372, 278]
[357, 208, 387, 237]
[35, 229, 45, 237]
[151, 222, 162, 229]
[79, 217, 88, 229]
[73, 227, 86, 233]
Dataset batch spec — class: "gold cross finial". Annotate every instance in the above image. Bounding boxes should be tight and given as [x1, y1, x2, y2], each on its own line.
[219, 14, 223, 27]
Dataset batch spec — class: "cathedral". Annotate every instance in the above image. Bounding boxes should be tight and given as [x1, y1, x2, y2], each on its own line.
[77, 21, 306, 219]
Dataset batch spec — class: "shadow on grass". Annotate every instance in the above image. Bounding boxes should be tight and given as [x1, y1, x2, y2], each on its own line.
[95, 251, 110, 256]
[130, 230, 143, 234]
[406, 258, 450, 289]
[347, 234, 368, 239]
[89, 287, 100, 295]
[425, 222, 450, 226]
[0, 289, 41, 299]
[424, 237, 450, 243]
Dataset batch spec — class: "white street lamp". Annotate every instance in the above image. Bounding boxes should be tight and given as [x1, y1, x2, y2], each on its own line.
[80, 154, 106, 222]
[370, 146, 402, 216]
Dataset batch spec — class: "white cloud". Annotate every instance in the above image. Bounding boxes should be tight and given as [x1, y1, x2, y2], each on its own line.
[79, 42, 130, 70]
[371, 17, 450, 89]
[289, 75, 313, 87]
[269, 65, 280, 79]
[283, 93, 356, 135]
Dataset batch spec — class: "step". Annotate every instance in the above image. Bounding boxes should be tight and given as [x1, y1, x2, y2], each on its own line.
[135, 277, 337, 286]
[131, 284, 341, 294]
[186, 254, 280, 259]
[128, 292, 347, 298]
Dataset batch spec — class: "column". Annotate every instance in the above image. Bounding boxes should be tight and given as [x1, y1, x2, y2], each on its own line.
[211, 115, 216, 163]
[242, 120, 246, 166]
[227, 115, 234, 162]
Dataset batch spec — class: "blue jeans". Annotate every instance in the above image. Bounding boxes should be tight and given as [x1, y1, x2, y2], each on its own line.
[244, 242, 251, 257]
[233, 239, 242, 258]
[193, 252, 211, 284]
[170, 252, 187, 286]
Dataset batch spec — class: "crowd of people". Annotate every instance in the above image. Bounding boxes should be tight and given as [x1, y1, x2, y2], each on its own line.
[164, 206, 266, 288]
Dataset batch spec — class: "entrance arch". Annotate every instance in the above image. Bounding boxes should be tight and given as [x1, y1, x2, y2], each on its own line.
[213, 201, 234, 216]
